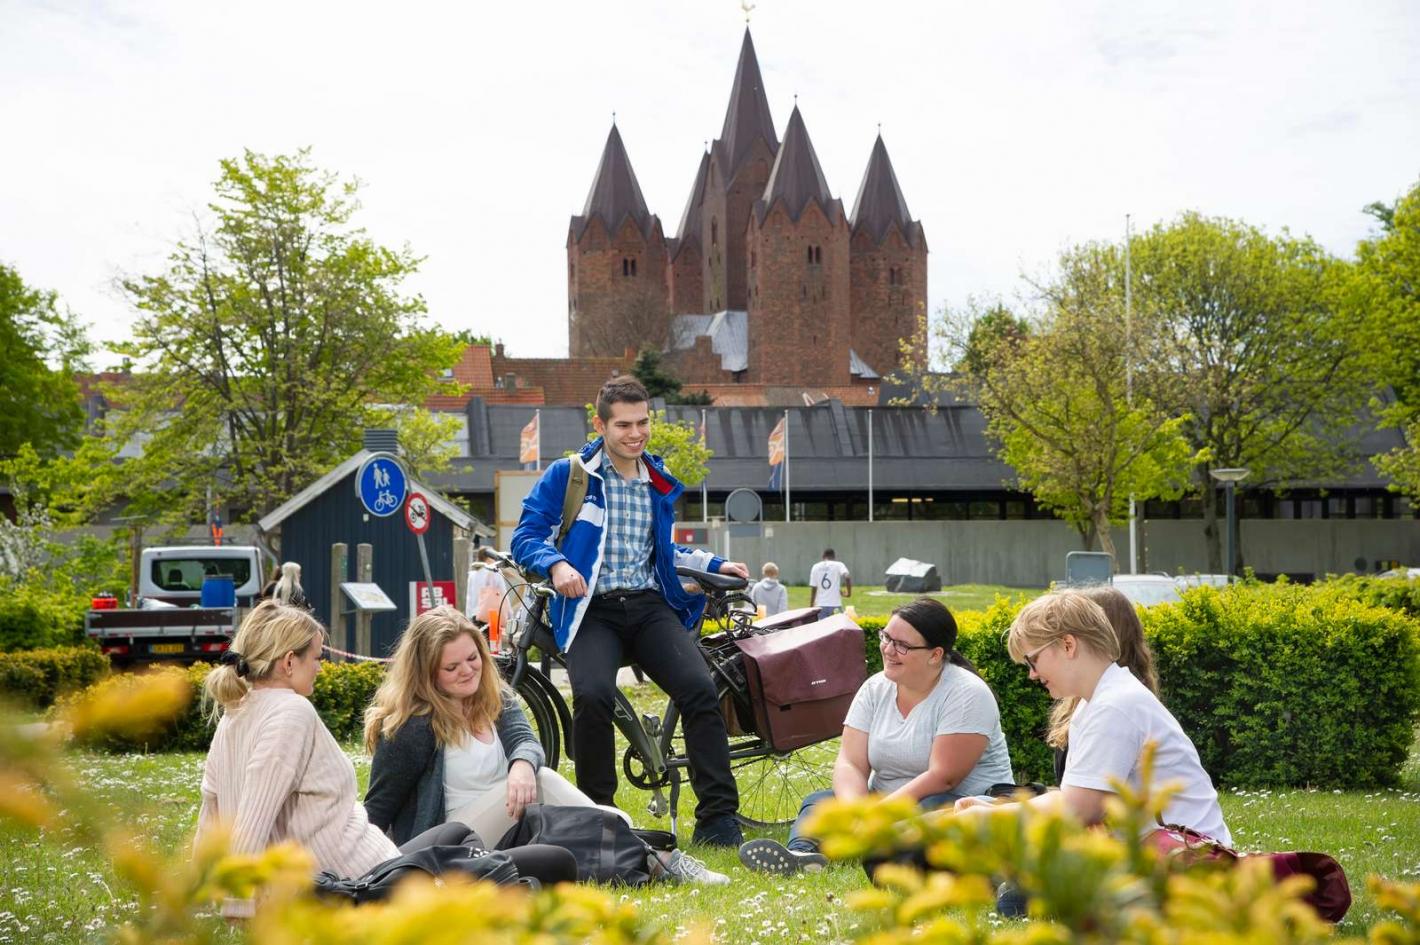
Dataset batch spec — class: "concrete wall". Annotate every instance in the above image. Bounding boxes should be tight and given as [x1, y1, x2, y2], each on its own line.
[706, 519, 1420, 587]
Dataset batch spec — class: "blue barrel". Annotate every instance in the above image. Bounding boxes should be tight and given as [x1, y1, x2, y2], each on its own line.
[201, 575, 236, 608]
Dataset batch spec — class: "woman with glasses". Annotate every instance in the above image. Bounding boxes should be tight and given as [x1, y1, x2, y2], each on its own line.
[739, 597, 1013, 875]
[956, 591, 1228, 842]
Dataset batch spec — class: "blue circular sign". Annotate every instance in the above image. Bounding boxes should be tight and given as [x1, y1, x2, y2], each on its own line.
[356, 454, 408, 517]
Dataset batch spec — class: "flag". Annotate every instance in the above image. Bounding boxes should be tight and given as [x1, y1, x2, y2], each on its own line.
[767, 415, 786, 489]
[519, 412, 540, 466]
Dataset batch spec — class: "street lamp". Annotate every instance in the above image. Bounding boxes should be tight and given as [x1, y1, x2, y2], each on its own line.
[1209, 468, 1251, 579]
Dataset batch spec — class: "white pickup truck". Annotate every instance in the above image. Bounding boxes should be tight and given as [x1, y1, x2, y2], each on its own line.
[86, 545, 267, 665]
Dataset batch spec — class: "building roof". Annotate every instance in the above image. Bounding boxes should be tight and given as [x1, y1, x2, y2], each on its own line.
[669, 310, 749, 373]
[849, 348, 881, 380]
[490, 350, 634, 407]
[672, 149, 711, 261]
[711, 28, 779, 183]
[850, 134, 924, 248]
[570, 124, 658, 242]
[256, 450, 490, 536]
[757, 106, 843, 224]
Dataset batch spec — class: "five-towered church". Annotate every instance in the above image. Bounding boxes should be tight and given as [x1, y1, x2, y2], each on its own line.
[566, 30, 927, 397]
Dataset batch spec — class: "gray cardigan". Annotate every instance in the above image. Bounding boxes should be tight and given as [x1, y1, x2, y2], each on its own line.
[363, 691, 545, 845]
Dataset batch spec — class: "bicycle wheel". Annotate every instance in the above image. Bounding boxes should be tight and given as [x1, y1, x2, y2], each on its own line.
[660, 687, 837, 828]
[503, 664, 566, 771]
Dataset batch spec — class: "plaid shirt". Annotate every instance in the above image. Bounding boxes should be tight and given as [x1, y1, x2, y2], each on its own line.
[594, 452, 658, 594]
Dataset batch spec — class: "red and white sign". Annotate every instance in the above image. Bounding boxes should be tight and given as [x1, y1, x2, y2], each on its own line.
[404, 492, 431, 535]
[410, 580, 459, 616]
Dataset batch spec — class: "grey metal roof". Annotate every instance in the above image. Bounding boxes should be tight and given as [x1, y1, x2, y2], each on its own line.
[669, 310, 749, 373]
[849, 348, 880, 379]
[850, 134, 925, 249]
[570, 124, 659, 241]
[757, 106, 842, 225]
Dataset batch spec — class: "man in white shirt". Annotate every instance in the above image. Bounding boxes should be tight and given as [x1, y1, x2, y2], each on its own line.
[808, 548, 851, 620]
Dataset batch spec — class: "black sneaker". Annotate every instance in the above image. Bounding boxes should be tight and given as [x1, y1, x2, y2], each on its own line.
[738, 838, 828, 875]
[690, 814, 744, 848]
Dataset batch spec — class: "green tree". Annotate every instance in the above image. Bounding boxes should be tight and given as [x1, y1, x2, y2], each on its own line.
[1131, 213, 1378, 572]
[1355, 179, 1420, 499]
[582, 404, 711, 487]
[631, 347, 711, 405]
[108, 149, 463, 522]
[960, 249, 1196, 558]
[0, 263, 90, 459]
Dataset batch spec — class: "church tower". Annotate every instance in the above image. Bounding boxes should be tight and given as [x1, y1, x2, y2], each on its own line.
[668, 150, 709, 316]
[699, 29, 779, 313]
[747, 106, 852, 386]
[849, 134, 928, 377]
[567, 124, 669, 357]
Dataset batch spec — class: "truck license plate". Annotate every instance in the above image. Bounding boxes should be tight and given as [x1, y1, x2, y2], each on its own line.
[150, 643, 184, 655]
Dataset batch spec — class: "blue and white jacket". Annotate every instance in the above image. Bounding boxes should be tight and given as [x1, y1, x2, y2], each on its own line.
[510, 438, 725, 653]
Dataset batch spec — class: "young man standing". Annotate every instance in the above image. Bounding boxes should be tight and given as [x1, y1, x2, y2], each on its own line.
[511, 378, 749, 847]
[808, 548, 852, 620]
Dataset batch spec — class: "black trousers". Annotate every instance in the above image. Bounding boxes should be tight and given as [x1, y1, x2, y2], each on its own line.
[398, 821, 577, 885]
[564, 590, 739, 822]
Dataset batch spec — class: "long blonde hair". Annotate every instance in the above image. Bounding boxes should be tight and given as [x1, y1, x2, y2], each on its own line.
[203, 600, 325, 718]
[363, 606, 505, 752]
[1007, 592, 1120, 750]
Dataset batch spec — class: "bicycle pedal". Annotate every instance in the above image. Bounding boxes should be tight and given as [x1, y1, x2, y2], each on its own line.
[641, 713, 662, 737]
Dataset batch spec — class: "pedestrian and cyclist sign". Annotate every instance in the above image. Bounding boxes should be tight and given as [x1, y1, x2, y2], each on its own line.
[356, 454, 407, 517]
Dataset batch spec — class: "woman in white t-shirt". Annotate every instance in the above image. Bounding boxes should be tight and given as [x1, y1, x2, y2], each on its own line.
[955, 591, 1229, 845]
[739, 597, 1014, 875]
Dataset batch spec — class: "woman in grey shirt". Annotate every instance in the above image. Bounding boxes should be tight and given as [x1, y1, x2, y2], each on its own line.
[739, 597, 1013, 875]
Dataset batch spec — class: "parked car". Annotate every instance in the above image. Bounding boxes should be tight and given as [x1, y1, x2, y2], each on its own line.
[1377, 567, 1420, 580]
[1109, 573, 1234, 608]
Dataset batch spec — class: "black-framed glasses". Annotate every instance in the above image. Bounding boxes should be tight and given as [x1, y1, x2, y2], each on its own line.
[879, 632, 933, 656]
[1023, 641, 1056, 672]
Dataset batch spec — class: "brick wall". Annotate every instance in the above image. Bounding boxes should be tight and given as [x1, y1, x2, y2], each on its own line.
[701, 143, 774, 313]
[669, 240, 704, 316]
[849, 226, 928, 378]
[568, 216, 670, 357]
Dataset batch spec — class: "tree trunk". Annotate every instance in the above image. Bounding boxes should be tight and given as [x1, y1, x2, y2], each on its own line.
[1200, 475, 1223, 572]
[1094, 507, 1119, 565]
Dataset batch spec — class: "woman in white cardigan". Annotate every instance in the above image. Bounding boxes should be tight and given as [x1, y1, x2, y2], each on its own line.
[194, 601, 572, 915]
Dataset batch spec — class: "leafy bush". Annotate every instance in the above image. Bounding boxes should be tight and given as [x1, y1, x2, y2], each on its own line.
[0, 576, 90, 650]
[57, 659, 387, 751]
[0, 645, 109, 707]
[1145, 582, 1420, 788]
[1322, 572, 1420, 619]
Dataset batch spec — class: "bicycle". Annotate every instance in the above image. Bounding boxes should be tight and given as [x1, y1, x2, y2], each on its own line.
[482, 549, 837, 832]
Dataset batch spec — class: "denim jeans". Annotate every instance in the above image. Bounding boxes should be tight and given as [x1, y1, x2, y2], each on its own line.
[786, 787, 964, 853]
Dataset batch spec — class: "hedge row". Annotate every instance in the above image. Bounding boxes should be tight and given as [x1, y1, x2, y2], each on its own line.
[1322, 572, 1420, 619]
[56, 659, 387, 752]
[861, 583, 1420, 788]
[0, 646, 110, 707]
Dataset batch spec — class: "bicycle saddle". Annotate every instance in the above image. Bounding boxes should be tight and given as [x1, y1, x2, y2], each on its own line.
[675, 566, 748, 592]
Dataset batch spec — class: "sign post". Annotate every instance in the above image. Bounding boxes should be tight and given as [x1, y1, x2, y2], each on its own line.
[404, 491, 435, 590]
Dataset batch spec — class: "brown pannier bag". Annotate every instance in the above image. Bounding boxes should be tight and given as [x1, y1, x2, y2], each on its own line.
[735, 614, 867, 753]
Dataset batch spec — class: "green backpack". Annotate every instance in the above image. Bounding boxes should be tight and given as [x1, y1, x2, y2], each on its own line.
[555, 459, 589, 549]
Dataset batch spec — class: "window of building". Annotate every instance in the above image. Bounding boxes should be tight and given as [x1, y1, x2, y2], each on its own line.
[815, 246, 822, 264]
[622, 258, 629, 276]
[751, 251, 756, 268]
[807, 246, 814, 264]
[711, 219, 718, 246]
[631, 258, 637, 276]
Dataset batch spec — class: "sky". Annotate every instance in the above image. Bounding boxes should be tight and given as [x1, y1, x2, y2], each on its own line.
[3, 0, 1419, 366]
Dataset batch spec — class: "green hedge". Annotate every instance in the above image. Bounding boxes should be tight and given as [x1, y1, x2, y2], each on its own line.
[0, 645, 110, 707]
[1321, 572, 1420, 619]
[855, 586, 1420, 789]
[58, 660, 387, 752]
[1144, 582, 1420, 788]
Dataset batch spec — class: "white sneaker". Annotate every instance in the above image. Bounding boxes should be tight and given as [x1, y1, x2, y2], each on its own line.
[659, 849, 731, 885]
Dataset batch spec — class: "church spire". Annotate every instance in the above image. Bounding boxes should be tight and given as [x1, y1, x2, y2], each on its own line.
[714, 28, 778, 181]
[759, 105, 839, 223]
[572, 124, 654, 240]
[850, 133, 922, 247]
[675, 148, 711, 245]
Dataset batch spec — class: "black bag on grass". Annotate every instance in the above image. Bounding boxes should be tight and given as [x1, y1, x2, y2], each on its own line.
[314, 845, 521, 904]
[497, 803, 655, 885]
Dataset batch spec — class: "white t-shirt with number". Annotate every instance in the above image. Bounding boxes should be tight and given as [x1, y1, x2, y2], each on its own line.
[809, 560, 851, 607]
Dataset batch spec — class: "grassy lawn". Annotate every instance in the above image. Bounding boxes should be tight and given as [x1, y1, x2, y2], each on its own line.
[3, 686, 1417, 944]
[783, 583, 1044, 617]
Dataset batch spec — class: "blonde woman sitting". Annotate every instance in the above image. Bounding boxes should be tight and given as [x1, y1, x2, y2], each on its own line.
[363, 606, 727, 884]
[194, 602, 561, 916]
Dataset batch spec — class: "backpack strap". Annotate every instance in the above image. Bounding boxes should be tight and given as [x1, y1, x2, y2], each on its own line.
[556, 458, 589, 549]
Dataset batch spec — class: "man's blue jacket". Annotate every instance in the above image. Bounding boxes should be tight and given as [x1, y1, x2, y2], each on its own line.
[510, 438, 725, 653]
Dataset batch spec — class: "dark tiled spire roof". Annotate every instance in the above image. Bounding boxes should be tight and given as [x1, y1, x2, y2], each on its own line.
[570, 124, 656, 241]
[757, 105, 843, 223]
[712, 29, 778, 181]
[675, 149, 711, 247]
[850, 134, 923, 247]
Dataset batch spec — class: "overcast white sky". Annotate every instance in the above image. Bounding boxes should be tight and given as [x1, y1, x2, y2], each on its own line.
[3, 0, 1418, 366]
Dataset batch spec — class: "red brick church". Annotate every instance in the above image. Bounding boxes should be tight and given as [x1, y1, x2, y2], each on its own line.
[566, 30, 927, 404]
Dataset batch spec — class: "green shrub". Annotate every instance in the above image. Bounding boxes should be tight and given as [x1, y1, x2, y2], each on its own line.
[57, 659, 387, 751]
[0, 645, 109, 707]
[1321, 572, 1420, 619]
[0, 577, 90, 651]
[1145, 582, 1420, 788]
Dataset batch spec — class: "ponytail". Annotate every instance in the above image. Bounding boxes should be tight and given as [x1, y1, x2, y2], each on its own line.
[202, 600, 325, 719]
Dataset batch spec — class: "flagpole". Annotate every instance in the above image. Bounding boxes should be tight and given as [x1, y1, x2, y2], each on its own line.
[867, 408, 874, 522]
[535, 408, 542, 472]
[783, 408, 791, 523]
[701, 407, 709, 523]
[1125, 214, 1137, 574]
